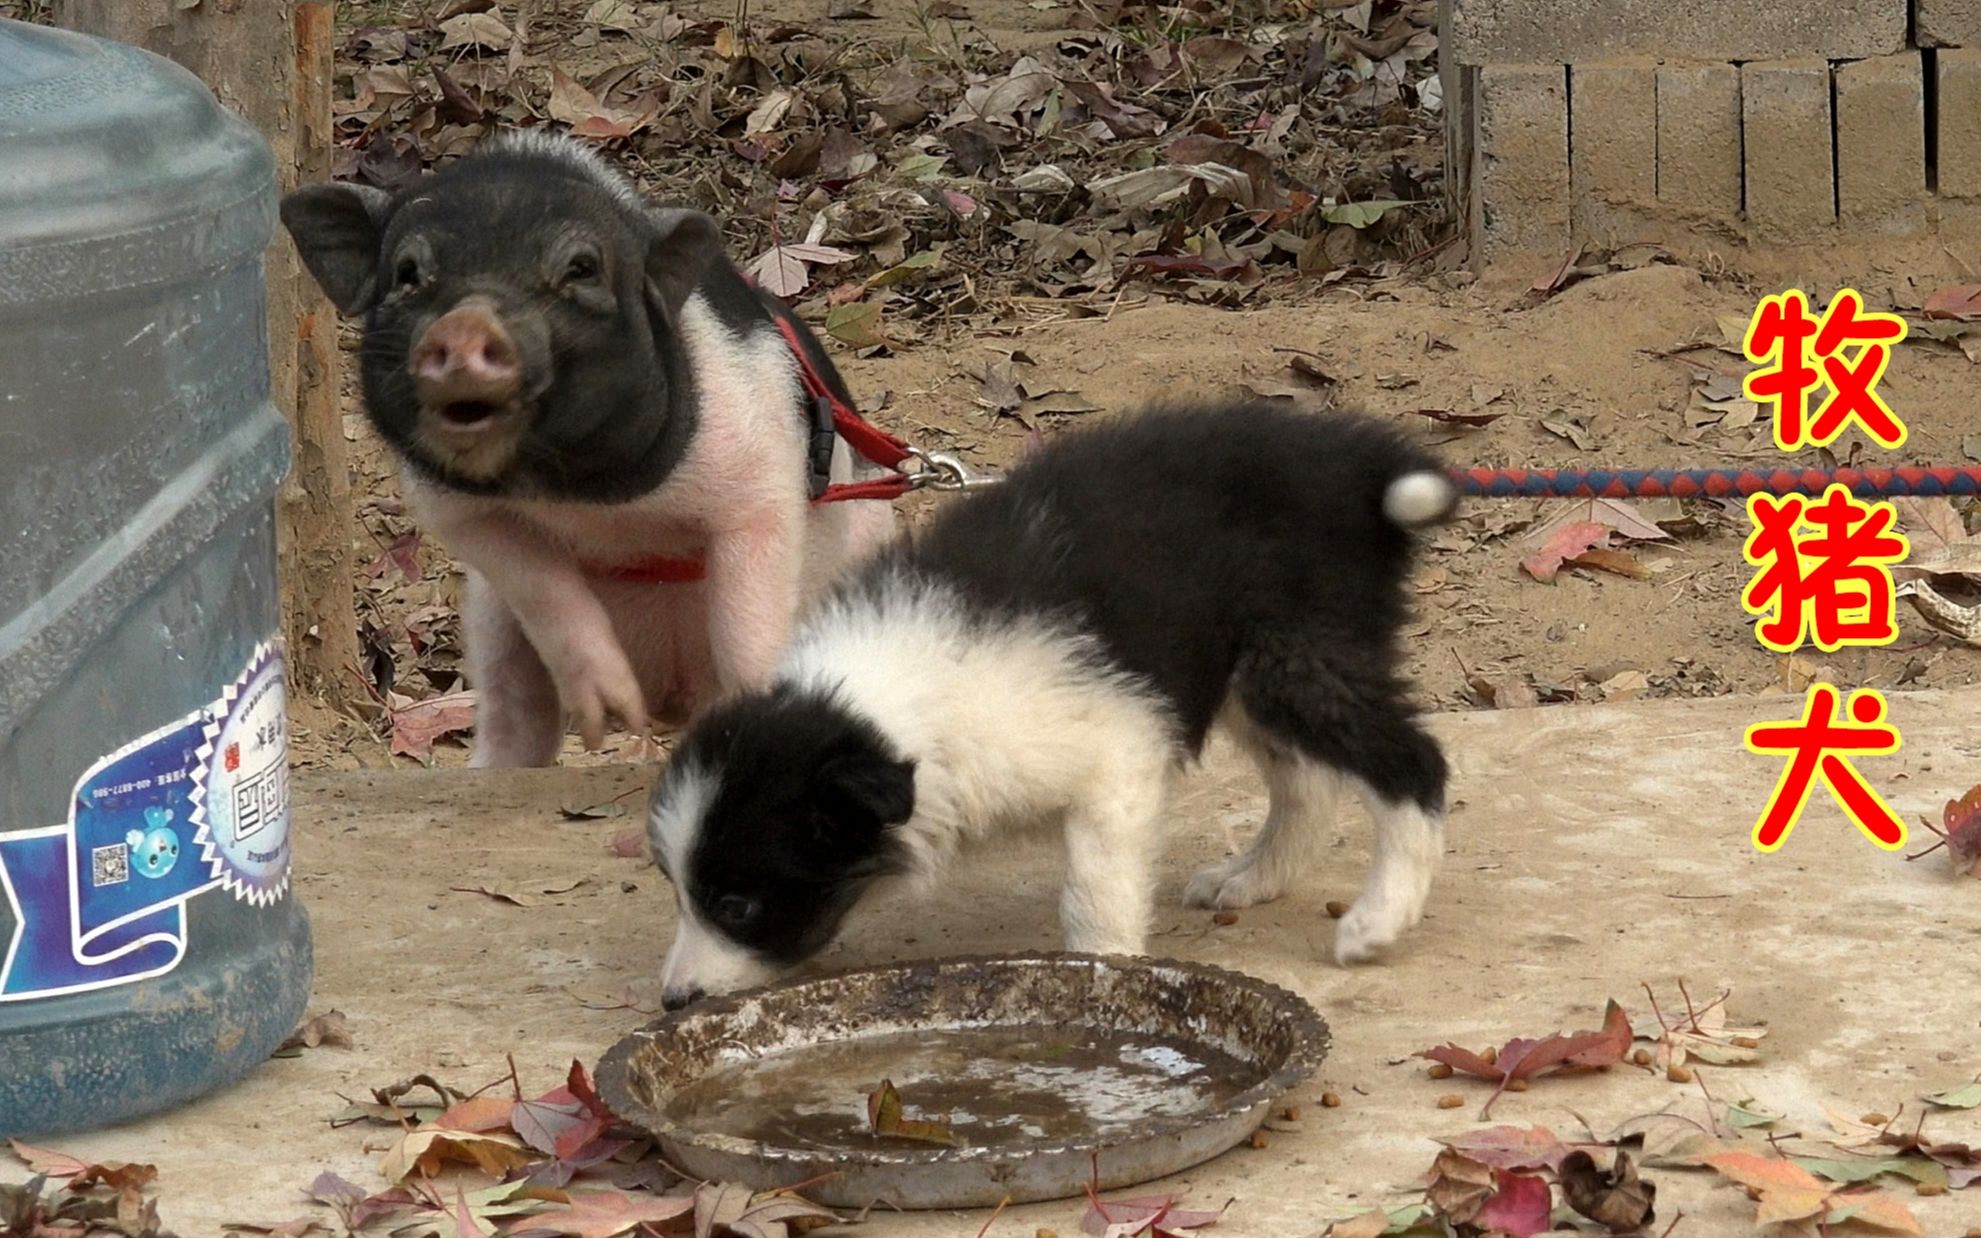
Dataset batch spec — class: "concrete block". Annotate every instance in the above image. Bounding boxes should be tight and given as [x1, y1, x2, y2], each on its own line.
[1469, 64, 1570, 258]
[1569, 62, 1656, 207]
[1919, 0, 1981, 47]
[1656, 64, 1742, 219]
[1446, 0, 1904, 65]
[1835, 54, 1926, 229]
[1741, 59, 1836, 234]
[1939, 50, 1981, 197]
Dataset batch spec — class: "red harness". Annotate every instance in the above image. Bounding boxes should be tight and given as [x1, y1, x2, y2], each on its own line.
[588, 316, 917, 584]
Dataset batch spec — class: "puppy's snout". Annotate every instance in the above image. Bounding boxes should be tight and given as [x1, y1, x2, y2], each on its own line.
[660, 986, 706, 1012]
[412, 301, 522, 421]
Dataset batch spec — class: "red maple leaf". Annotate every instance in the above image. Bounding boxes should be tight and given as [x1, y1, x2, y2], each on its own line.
[1909, 784, 1981, 877]
[1417, 999, 1631, 1116]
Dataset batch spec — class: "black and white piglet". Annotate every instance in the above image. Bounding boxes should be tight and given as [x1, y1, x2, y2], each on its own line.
[645, 402, 1458, 1007]
[281, 132, 893, 764]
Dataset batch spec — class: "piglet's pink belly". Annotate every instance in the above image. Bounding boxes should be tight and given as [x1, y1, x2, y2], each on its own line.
[590, 578, 718, 727]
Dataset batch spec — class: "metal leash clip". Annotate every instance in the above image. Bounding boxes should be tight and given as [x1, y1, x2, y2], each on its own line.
[903, 446, 1001, 492]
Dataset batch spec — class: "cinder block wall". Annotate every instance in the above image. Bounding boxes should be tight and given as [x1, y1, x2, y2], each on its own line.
[1443, 0, 1978, 262]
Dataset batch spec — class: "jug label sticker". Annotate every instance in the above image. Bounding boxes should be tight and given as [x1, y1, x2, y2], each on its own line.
[193, 645, 291, 906]
[0, 642, 291, 1002]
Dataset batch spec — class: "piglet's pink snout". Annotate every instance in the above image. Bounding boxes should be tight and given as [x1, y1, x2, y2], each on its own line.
[412, 302, 523, 417]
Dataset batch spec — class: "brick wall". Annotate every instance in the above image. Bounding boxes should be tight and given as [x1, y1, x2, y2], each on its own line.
[1444, 0, 1971, 262]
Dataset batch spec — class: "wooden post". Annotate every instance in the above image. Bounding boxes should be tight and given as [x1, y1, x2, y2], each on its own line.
[54, 0, 359, 713]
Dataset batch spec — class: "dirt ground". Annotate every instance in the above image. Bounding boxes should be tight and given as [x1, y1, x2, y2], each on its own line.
[52, 690, 1981, 1235]
[16, 0, 1981, 1232]
[285, 0, 1981, 770]
[326, 258, 1981, 771]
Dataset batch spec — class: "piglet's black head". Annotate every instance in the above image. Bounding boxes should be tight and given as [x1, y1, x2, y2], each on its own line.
[280, 134, 723, 500]
[667, 686, 917, 967]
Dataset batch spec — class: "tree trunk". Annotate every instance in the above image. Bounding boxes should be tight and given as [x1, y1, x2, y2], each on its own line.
[54, 0, 358, 714]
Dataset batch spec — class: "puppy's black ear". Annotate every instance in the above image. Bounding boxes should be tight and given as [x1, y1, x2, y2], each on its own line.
[806, 750, 915, 859]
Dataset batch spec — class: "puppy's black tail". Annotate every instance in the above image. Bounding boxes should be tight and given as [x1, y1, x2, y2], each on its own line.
[1381, 468, 1459, 529]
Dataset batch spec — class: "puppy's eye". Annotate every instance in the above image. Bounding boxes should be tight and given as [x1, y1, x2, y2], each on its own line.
[563, 250, 601, 284]
[712, 894, 760, 928]
[394, 255, 423, 291]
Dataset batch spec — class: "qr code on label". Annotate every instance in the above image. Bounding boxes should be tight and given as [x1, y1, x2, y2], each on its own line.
[92, 844, 129, 887]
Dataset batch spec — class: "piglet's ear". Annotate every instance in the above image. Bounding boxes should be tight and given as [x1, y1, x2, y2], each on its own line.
[280, 182, 394, 315]
[642, 207, 724, 320]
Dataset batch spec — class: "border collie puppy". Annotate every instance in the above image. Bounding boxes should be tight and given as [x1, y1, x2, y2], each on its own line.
[646, 401, 1457, 1007]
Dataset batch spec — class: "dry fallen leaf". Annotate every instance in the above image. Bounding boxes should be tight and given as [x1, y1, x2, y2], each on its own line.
[7, 1140, 157, 1193]
[866, 1078, 961, 1147]
[1705, 1151, 1921, 1234]
[437, 11, 513, 51]
[1436, 1125, 1573, 1172]
[545, 69, 661, 140]
[1925, 1080, 1981, 1110]
[1520, 522, 1609, 582]
[389, 689, 476, 762]
[1635, 985, 1767, 1069]
[274, 1010, 353, 1057]
[1080, 1190, 1225, 1238]
[1568, 546, 1652, 581]
[1417, 999, 1631, 1116]
[1540, 412, 1598, 451]
[1923, 284, 1981, 320]
[604, 828, 648, 859]
[824, 301, 889, 349]
[1406, 407, 1504, 428]
[1559, 1149, 1656, 1232]
[448, 878, 587, 910]
[508, 1188, 695, 1238]
[378, 1126, 536, 1183]
[1474, 1170, 1551, 1238]
[1909, 783, 1981, 876]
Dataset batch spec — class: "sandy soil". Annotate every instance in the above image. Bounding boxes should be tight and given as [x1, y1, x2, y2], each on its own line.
[327, 257, 1981, 769]
[53, 690, 1981, 1235]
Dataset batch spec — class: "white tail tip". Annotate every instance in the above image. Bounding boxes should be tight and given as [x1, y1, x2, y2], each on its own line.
[1383, 471, 1456, 528]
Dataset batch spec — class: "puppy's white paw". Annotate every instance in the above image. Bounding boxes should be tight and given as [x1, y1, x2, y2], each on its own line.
[1182, 855, 1285, 909]
[1332, 894, 1408, 965]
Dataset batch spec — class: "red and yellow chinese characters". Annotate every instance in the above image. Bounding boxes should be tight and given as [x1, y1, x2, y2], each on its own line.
[1743, 288, 1908, 451]
[1743, 684, 1905, 852]
[1740, 485, 1908, 653]
[1739, 289, 1911, 853]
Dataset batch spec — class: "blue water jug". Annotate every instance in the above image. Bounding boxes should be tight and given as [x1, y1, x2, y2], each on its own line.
[0, 18, 312, 1136]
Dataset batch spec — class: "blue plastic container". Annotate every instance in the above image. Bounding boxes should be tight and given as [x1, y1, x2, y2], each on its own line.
[0, 19, 311, 1137]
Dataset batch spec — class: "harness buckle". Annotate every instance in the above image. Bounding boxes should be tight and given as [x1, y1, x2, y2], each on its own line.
[806, 392, 838, 502]
[903, 447, 998, 492]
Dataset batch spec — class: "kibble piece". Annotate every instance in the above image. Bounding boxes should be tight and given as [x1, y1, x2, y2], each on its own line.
[1437, 1094, 1464, 1109]
[1667, 1064, 1693, 1084]
[1732, 1036, 1760, 1048]
[1631, 1049, 1652, 1066]
[1861, 1111, 1890, 1126]
[1250, 1130, 1270, 1149]
[1428, 1062, 1454, 1080]
[1320, 1092, 1341, 1108]
[1325, 900, 1350, 918]
[1505, 1078, 1529, 1092]
[1212, 911, 1239, 926]
[1285, 1104, 1304, 1119]
[1917, 1182, 1948, 1197]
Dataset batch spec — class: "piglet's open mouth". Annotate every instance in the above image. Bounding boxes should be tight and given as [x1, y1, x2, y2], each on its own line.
[434, 399, 505, 427]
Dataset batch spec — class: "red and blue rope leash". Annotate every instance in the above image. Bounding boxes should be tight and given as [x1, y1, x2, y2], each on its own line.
[1449, 464, 1981, 500]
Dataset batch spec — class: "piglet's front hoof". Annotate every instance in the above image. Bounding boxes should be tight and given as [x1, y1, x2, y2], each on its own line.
[561, 667, 648, 751]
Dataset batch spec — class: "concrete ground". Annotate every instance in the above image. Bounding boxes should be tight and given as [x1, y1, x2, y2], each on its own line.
[45, 688, 1981, 1235]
